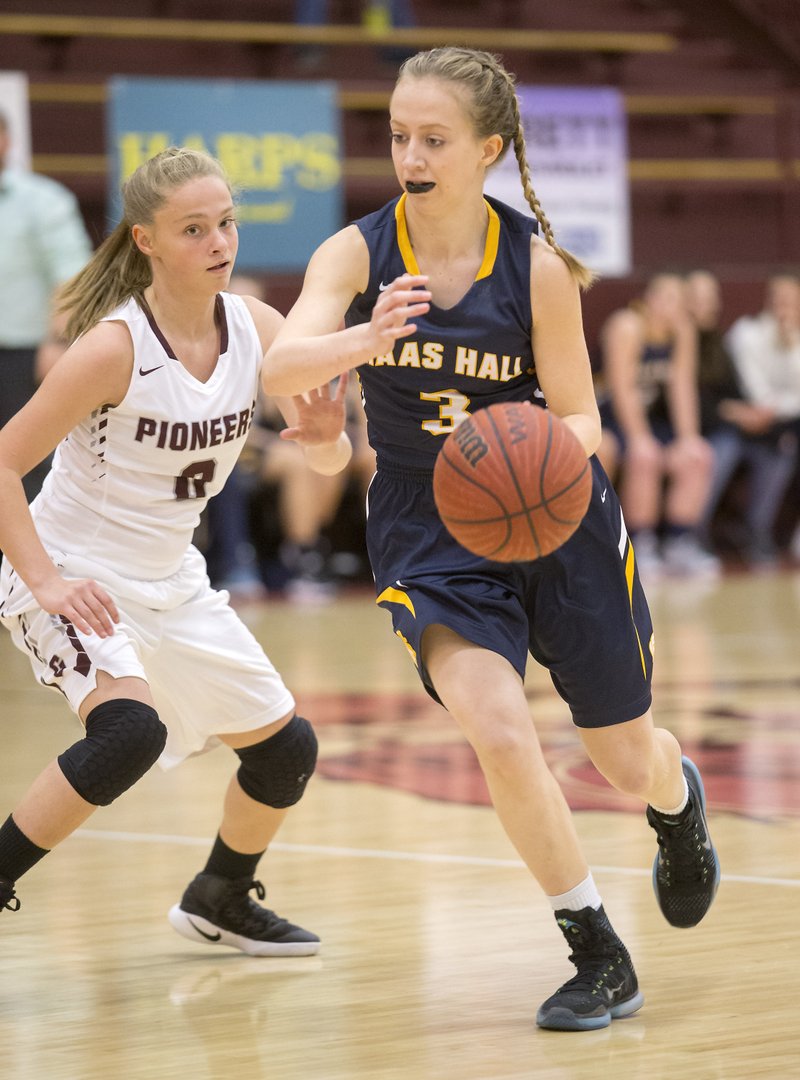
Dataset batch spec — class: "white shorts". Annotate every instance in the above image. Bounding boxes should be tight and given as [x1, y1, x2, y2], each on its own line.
[3, 555, 295, 770]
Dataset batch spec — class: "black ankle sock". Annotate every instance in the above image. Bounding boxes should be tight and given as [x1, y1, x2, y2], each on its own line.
[203, 834, 264, 881]
[0, 815, 50, 881]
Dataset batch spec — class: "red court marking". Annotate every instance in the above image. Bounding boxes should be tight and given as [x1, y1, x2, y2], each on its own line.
[297, 690, 800, 820]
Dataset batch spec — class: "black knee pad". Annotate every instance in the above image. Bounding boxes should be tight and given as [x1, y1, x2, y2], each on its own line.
[235, 714, 318, 809]
[58, 698, 167, 806]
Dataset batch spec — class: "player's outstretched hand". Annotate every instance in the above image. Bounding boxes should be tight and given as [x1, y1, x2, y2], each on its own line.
[281, 371, 349, 446]
[33, 575, 119, 638]
[368, 273, 431, 354]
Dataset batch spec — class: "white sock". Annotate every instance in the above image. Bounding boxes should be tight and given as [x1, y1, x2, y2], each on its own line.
[548, 872, 602, 913]
[651, 776, 689, 817]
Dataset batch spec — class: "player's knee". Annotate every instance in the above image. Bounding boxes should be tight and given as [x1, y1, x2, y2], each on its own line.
[58, 698, 167, 806]
[597, 755, 655, 799]
[463, 713, 537, 774]
[234, 714, 318, 809]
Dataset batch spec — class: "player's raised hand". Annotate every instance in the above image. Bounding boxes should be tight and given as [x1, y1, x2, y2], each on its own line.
[368, 274, 431, 354]
[281, 371, 349, 446]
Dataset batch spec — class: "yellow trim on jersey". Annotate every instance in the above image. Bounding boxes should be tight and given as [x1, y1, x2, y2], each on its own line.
[376, 584, 416, 617]
[395, 194, 420, 274]
[625, 541, 647, 678]
[475, 200, 500, 280]
[395, 628, 418, 663]
[394, 194, 500, 281]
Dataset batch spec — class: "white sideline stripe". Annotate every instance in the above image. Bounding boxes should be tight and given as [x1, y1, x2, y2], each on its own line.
[75, 828, 800, 889]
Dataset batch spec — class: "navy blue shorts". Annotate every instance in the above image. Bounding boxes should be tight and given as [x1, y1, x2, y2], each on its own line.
[366, 456, 653, 729]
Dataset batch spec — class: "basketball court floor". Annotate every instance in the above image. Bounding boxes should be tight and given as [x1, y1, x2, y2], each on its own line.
[1, 568, 799, 1079]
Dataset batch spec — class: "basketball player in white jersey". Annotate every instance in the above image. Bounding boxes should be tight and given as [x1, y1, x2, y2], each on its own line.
[0, 147, 351, 955]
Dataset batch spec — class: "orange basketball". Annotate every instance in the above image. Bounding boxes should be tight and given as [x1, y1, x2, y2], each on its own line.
[432, 401, 592, 562]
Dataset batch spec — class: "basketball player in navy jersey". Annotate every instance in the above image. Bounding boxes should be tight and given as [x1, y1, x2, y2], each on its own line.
[264, 47, 720, 1030]
[0, 147, 351, 955]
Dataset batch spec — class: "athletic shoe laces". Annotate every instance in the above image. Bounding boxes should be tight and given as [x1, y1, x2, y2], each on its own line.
[0, 883, 20, 912]
[652, 808, 710, 884]
[218, 878, 297, 939]
[556, 916, 625, 995]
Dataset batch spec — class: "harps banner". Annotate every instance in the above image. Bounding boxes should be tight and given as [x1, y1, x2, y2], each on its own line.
[107, 77, 343, 272]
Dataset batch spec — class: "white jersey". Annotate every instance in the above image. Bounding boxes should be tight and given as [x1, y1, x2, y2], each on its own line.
[0, 291, 296, 760]
[30, 291, 260, 582]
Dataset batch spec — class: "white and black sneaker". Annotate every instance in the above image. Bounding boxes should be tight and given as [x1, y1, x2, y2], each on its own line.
[168, 873, 320, 956]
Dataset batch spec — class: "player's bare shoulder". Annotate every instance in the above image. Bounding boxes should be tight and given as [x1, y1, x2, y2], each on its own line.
[530, 234, 580, 289]
[51, 318, 135, 409]
[239, 293, 285, 354]
[308, 224, 370, 295]
[529, 234, 583, 326]
[275, 224, 369, 341]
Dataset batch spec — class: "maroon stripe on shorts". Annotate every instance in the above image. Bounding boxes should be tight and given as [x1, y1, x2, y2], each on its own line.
[59, 616, 92, 677]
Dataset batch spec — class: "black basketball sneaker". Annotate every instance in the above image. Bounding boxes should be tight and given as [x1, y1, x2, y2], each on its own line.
[169, 873, 320, 956]
[536, 905, 644, 1031]
[0, 876, 20, 912]
[647, 756, 720, 928]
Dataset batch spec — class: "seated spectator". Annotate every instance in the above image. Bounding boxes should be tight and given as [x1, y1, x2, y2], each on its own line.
[249, 385, 374, 602]
[697, 271, 800, 566]
[599, 272, 718, 578]
[200, 274, 375, 602]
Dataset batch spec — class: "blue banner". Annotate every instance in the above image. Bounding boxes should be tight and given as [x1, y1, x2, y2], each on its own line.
[107, 77, 343, 271]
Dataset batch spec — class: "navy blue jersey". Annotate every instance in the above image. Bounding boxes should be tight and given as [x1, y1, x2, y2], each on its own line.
[349, 193, 654, 730]
[346, 193, 541, 469]
[599, 337, 675, 443]
[638, 340, 673, 425]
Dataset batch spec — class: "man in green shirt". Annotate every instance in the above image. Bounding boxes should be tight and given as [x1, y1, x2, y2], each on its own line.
[0, 109, 92, 501]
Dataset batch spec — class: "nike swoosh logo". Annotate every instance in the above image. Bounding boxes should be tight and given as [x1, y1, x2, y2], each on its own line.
[601, 488, 607, 502]
[533, 388, 545, 399]
[139, 365, 164, 376]
[378, 282, 389, 291]
[187, 917, 221, 942]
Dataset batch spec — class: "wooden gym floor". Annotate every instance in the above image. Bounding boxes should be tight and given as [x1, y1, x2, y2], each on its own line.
[1, 569, 799, 1080]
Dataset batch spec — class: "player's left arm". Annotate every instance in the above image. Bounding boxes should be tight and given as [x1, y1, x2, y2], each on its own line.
[243, 295, 352, 475]
[530, 238, 601, 457]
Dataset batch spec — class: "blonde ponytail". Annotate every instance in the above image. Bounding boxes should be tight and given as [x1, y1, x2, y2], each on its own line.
[59, 146, 231, 341]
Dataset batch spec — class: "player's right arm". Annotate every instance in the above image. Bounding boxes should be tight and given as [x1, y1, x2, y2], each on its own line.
[263, 225, 430, 397]
[0, 321, 132, 636]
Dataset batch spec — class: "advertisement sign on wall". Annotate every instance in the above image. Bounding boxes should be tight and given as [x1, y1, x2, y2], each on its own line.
[486, 86, 631, 277]
[108, 77, 343, 271]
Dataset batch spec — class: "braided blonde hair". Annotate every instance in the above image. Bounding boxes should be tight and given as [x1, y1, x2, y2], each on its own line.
[397, 47, 596, 290]
[60, 147, 231, 341]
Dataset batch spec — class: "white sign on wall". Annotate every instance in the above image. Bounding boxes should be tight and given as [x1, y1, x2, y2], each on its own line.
[486, 86, 631, 277]
[0, 72, 31, 170]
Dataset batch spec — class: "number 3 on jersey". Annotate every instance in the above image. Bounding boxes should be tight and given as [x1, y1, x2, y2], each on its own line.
[419, 390, 472, 435]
